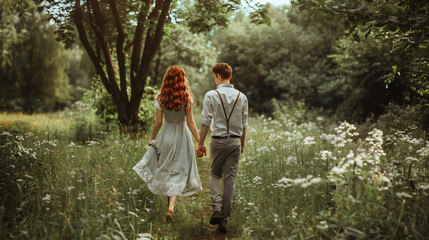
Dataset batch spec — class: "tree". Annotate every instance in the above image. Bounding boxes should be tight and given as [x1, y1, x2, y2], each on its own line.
[38, 0, 266, 133]
[213, 6, 342, 113]
[0, 1, 72, 112]
[292, 0, 429, 127]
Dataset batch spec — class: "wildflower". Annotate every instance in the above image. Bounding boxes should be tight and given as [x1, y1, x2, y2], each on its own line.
[42, 194, 51, 203]
[256, 146, 269, 153]
[396, 192, 412, 198]
[269, 133, 284, 142]
[331, 166, 347, 175]
[417, 143, 429, 157]
[318, 150, 332, 160]
[309, 177, 322, 184]
[77, 192, 86, 200]
[24, 173, 34, 179]
[128, 211, 139, 217]
[253, 176, 262, 184]
[285, 156, 297, 163]
[303, 136, 316, 146]
[86, 140, 100, 146]
[249, 128, 256, 134]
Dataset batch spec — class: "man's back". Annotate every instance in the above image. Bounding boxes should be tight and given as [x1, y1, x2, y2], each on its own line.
[201, 83, 248, 137]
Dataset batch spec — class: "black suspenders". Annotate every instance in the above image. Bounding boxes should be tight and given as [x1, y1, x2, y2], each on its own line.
[214, 89, 241, 135]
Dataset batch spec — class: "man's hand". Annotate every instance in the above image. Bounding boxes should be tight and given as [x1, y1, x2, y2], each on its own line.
[196, 145, 207, 157]
[148, 138, 155, 145]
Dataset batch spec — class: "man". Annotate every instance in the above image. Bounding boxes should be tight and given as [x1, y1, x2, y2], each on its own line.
[197, 63, 248, 233]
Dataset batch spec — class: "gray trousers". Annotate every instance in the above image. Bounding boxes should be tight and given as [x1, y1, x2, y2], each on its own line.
[210, 137, 241, 224]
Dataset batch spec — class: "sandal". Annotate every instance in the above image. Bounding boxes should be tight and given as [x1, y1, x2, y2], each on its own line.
[165, 209, 174, 223]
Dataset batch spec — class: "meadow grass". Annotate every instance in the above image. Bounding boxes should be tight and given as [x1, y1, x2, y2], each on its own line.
[1, 108, 428, 239]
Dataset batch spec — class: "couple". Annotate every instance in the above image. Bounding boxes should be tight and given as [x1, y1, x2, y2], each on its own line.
[132, 63, 248, 233]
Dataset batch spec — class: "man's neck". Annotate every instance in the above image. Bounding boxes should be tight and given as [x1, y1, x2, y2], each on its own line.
[218, 80, 230, 85]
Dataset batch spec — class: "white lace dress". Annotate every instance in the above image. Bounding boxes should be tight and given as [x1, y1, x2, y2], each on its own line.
[132, 98, 203, 197]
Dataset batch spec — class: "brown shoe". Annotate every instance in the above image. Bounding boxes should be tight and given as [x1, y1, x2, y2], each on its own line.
[217, 221, 227, 233]
[165, 209, 174, 223]
[210, 211, 222, 225]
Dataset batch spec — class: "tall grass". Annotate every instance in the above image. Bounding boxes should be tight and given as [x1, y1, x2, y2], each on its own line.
[1, 106, 428, 239]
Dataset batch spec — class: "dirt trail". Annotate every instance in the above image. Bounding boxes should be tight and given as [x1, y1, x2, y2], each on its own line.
[189, 156, 237, 240]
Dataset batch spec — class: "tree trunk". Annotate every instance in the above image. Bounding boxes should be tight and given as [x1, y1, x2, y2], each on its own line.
[72, 0, 172, 135]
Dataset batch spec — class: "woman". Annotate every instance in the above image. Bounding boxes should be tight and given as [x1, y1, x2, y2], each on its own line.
[133, 66, 203, 222]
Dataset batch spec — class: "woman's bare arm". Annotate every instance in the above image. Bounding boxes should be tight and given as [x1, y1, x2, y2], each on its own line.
[149, 109, 163, 142]
[186, 107, 200, 143]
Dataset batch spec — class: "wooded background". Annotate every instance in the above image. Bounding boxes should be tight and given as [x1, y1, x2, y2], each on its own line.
[1, 0, 428, 131]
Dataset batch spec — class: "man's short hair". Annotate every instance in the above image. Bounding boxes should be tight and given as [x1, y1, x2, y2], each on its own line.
[212, 63, 232, 80]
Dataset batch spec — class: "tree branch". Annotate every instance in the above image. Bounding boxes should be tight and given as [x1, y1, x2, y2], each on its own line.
[73, 0, 111, 94]
[88, 0, 119, 95]
[138, 0, 172, 89]
[109, 0, 128, 103]
[130, 0, 152, 87]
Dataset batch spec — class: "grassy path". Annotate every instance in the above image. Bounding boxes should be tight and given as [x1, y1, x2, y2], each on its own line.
[171, 151, 239, 239]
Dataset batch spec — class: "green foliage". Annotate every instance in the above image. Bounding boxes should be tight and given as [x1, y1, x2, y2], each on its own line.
[373, 103, 427, 136]
[213, 6, 343, 113]
[148, 25, 217, 103]
[235, 114, 429, 239]
[0, 9, 72, 113]
[1, 104, 428, 239]
[292, 0, 429, 124]
[329, 36, 409, 122]
[81, 77, 157, 132]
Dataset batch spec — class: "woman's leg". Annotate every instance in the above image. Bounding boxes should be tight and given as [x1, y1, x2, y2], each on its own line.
[167, 196, 178, 212]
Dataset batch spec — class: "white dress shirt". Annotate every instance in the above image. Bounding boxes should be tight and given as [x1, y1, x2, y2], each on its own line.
[201, 84, 248, 137]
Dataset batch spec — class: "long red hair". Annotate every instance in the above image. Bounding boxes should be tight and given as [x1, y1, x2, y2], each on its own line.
[158, 65, 193, 111]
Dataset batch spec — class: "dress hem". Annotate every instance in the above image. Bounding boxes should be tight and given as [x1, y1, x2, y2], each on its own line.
[132, 163, 203, 197]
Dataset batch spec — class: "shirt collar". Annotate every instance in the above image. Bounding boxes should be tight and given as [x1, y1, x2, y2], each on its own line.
[217, 83, 234, 89]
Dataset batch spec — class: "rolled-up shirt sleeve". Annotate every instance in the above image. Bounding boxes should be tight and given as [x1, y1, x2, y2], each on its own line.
[242, 95, 248, 129]
[201, 92, 213, 126]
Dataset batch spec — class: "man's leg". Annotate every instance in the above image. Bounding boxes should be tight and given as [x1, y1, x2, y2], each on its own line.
[220, 139, 241, 224]
[210, 138, 226, 213]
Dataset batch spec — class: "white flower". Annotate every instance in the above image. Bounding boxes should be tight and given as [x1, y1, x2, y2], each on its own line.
[303, 136, 316, 146]
[396, 192, 412, 198]
[77, 192, 86, 200]
[136, 233, 153, 240]
[318, 150, 332, 160]
[128, 211, 139, 217]
[278, 177, 293, 184]
[256, 146, 269, 153]
[249, 128, 256, 134]
[309, 177, 322, 184]
[253, 176, 262, 184]
[42, 194, 51, 202]
[86, 140, 100, 146]
[331, 166, 347, 175]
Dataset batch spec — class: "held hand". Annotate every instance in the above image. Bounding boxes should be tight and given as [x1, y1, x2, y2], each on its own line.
[196, 145, 207, 157]
[195, 149, 203, 158]
[148, 138, 155, 145]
